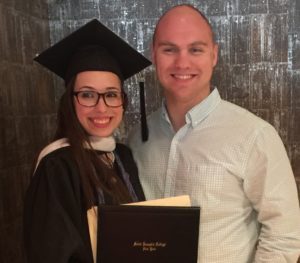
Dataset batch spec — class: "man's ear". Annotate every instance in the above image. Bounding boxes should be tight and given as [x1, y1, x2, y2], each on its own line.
[213, 44, 219, 67]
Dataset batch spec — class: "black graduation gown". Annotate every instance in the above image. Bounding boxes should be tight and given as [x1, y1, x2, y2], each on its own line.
[23, 143, 145, 263]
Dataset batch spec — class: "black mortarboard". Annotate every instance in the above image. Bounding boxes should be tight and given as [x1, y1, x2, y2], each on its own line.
[35, 19, 151, 142]
[34, 19, 151, 84]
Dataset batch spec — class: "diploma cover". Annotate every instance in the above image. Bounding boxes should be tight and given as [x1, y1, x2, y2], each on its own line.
[97, 205, 200, 263]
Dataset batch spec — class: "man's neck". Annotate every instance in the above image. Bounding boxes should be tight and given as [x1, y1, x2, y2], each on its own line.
[166, 108, 186, 132]
[165, 100, 193, 132]
[165, 89, 209, 132]
[164, 87, 211, 132]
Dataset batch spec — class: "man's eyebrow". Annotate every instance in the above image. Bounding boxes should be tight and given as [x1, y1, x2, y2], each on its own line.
[156, 41, 177, 47]
[156, 41, 209, 48]
[189, 41, 208, 47]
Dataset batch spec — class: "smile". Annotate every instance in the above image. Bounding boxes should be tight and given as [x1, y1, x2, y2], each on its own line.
[172, 74, 195, 80]
[92, 117, 111, 125]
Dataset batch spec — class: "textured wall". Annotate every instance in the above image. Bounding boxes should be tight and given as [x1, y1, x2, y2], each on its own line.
[0, 1, 299, 262]
[47, 0, 300, 177]
[0, 0, 55, 262]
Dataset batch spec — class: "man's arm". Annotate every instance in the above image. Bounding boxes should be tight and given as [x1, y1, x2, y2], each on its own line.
[244, 125, 300, 262]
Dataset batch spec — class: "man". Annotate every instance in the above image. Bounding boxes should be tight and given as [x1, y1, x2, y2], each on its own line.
[129, 4, 300, 262]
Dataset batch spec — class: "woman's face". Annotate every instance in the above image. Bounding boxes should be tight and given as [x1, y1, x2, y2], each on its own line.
[73, 71, 123, 138]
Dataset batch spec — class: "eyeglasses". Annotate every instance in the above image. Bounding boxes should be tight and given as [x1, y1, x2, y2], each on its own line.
[73, 90, 124, 107]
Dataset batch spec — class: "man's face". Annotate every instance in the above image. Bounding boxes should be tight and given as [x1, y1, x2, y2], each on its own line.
[152, 6, 218, 106]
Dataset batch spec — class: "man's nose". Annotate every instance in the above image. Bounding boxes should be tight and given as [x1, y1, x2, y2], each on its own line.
[174, 51, 190, 69]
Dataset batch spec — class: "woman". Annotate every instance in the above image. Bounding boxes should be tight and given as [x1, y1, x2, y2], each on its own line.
[23, 19, 151, 263]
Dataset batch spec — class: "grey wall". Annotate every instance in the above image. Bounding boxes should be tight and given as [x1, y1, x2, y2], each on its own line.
[0, 0, 299, 262]
[47, 0, 300, 176]
[0, 1, 55, 262]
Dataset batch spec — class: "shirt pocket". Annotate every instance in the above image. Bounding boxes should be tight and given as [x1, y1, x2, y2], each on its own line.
[176, 164, 226, 206]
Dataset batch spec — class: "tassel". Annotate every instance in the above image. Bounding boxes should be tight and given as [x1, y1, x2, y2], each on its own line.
[139, 81, 148, 142]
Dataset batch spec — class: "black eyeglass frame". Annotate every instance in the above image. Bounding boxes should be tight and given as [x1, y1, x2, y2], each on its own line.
[73, 90, 126, 108]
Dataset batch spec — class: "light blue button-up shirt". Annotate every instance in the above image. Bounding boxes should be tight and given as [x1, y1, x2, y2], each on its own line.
[129, 89, 300, 262]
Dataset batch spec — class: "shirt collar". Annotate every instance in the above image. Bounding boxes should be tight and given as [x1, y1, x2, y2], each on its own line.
[161, 88, 221, 129]
[161, 100, 172, 125]
[186, 88, 221, 128]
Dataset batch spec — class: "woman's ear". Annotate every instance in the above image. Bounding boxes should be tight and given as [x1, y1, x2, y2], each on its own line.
[122, 92, 128, 112]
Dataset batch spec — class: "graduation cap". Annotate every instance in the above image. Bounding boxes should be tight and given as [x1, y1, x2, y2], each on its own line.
[34, 18, 151, 84]
[34, 18, 151, 141]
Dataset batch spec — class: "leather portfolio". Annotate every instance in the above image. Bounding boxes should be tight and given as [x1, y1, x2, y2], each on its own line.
[97, 205, 200, 263]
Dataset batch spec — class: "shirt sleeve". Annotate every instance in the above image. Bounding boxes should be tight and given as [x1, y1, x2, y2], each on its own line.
[243, 125, 300, 262]
[23, 154, 93, 263]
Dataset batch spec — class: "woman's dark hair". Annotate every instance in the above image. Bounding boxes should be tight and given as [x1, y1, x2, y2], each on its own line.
[54, 76, 132, 209]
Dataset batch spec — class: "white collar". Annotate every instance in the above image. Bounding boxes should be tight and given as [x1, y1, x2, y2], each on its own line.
[34, 136, 116, 172]
[88, 136, 116, 152]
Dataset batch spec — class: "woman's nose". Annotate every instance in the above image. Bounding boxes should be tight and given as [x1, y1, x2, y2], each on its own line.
[94, 96, 108, 112]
